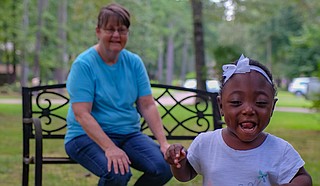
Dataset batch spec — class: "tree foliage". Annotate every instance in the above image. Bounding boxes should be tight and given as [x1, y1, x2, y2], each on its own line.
[0, 0, 320, 89]
[287, 24, 320, 77]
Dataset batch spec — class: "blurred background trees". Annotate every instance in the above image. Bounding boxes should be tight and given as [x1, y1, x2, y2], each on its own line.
[0, 0, 320, 90]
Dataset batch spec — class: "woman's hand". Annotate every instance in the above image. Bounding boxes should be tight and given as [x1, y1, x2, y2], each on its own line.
[160, 142, 170, 156]
[105, 145, 131, 175]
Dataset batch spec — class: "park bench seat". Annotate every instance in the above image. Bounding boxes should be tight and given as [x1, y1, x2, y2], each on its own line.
[22, 83, 223, 186]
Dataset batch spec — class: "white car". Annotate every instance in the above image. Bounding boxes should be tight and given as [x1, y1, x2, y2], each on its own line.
[306, 78, 320, 100]
[288, 77, 316, 96]
[183, 79, 221, 93]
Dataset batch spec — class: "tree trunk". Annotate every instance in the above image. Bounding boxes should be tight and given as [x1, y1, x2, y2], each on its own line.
[3, 21, 10, 82]
[157, 37, 164, 83]
[11, 0, 17, 83]
[266, 37, 272, 71]
[191, 0, 206, 91]
[180, 34, 189, 82]
[20, 0, 29, 87]
[33, 0, 46, 84]
[55, 0, 68, 84]
[166, 23, 174, 85]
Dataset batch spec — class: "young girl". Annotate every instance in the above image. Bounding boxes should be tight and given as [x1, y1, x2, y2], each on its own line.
[165, 55, 312, 186]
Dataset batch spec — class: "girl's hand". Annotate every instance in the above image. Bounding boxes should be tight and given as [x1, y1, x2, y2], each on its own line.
[165, 143, 187, 168]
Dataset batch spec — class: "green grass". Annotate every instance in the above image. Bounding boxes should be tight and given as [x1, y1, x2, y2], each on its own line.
[0, 95, 320, 185]
[268, 111, 320, 130]
[276, 90, 313, 108]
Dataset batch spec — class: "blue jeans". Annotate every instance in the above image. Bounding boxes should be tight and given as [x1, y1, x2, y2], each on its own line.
[65, 132, 172, 186]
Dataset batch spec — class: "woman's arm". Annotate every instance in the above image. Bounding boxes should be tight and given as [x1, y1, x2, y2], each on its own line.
[72, 102, 131, 175]
[136, 95, 170, 154]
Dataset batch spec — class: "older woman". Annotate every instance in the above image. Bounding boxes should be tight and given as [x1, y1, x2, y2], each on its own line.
[65, 3, 172, 186]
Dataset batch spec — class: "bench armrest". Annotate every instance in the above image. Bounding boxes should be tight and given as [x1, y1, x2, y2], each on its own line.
[32, 118, 44, 182]
[32, 118, 43, 158]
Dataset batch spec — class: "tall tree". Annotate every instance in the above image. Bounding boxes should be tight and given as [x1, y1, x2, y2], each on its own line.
[3, 0, 319, 88]
[33, 0, 47, 85]
[191, 0, 206, 91]
[20, 0, 29, 87]
[124, 0, 192, 84]
[156, 37, 164, 82]
[165, 22, 174, 85]
[10, 0, 18, 83]
[55, 0, 68, 84]
[180, 34, 190, 82]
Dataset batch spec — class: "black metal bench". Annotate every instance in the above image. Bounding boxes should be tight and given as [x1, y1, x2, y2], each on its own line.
[22, 83, 223, 186]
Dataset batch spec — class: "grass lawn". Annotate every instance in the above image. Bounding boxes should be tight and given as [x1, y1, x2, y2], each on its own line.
[0, 90, 319, 185]
[275, 90, 313, 108]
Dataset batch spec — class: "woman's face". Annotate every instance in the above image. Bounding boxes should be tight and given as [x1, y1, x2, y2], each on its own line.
[96, 16, 128, 54]
[218, 71, 277, 144]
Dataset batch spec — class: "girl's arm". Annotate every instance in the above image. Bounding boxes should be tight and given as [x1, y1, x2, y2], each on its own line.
[281, 167, 312, 186]
[170, 157, 198, 182]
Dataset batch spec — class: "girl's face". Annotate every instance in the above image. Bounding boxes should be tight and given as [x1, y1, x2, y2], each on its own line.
[218, 71, 277, 147]
[96, 16, 128, 54]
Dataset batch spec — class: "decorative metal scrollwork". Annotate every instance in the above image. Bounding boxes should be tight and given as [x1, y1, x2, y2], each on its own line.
[141, 87, 214, 138]
[33, 90, 69, 135]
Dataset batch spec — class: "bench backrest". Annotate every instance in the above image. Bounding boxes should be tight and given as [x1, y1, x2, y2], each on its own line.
[22, 83, 223, 141]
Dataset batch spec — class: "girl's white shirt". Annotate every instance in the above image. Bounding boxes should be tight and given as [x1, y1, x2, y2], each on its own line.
[187, 129, 305, 186]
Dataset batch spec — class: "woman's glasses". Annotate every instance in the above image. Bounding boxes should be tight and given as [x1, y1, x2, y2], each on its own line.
[102, 28, 128, 35]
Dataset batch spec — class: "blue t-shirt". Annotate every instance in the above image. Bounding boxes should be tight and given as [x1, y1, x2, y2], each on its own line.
[65, 47, 151, 144]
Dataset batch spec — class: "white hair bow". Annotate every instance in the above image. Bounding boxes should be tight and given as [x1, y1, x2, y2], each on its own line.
[222, 54, 272, 84]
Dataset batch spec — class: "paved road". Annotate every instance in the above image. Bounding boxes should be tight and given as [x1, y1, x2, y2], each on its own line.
[274, 106, 316, 113]
[0, 98, 21, 104]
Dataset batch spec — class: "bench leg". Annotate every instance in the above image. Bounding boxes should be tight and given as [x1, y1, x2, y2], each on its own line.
[22, 162, 29, 186]
[34, 118, 43, 186]
[35, 162, 42, 186]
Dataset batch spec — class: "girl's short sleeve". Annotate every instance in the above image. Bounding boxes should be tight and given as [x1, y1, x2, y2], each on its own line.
[278, 143, 305, 184]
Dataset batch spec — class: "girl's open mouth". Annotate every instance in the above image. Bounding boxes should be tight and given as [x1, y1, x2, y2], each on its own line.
[240, 122, 257, 133]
